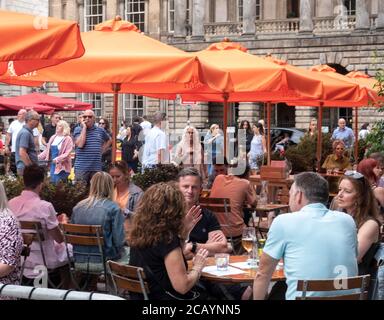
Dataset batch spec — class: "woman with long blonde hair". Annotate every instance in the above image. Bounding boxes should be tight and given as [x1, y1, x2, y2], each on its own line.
[71, 172, 127, 263]
[174, 125, 205, 178]
[129, 182, 208, 300]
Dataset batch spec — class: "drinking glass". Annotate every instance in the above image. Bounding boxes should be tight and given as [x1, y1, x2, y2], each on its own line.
[242, 227, 256, 265]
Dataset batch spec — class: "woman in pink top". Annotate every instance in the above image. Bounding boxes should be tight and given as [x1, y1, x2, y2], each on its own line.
[39, 120, 73, 184]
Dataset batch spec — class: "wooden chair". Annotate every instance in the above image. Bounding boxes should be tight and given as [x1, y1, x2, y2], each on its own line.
[20, 233, 34, 279]
[296, 275, 370, 300]
[199, 197, 241, 254]
[107, 260, 150, 300]
[60, 223, 108, 291]
[19, 220, 63, 288]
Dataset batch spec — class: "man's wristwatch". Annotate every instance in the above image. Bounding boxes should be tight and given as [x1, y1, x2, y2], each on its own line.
[191, 241, 197, 254]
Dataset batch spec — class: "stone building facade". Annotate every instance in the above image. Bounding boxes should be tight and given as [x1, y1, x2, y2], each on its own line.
[1, 0, 384, 134]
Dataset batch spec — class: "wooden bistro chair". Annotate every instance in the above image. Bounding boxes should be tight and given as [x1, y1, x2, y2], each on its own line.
[107, 260, 150, 300]
[60, 223, 108, 292]
[199, 197, 241, 254]
[296, 275, 370, 300]
[19, 220, 63, 288]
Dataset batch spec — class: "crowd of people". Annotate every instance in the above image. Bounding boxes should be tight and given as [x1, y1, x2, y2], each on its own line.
[0, 110, 383, 301]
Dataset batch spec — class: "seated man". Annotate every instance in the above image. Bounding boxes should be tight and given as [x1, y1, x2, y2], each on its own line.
[322, 140, 352, 173]
[178, 167, 229, 259]
[178, 167, 249, 300]
[253, 172, 358, 300]
[206, 157, 228, 189]
[8, 164, 69, 286]
[210, 162, 257, 254]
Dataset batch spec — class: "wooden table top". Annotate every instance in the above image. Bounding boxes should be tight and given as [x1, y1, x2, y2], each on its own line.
[189, 255, 285, 285]
[254, 204, 290, 212]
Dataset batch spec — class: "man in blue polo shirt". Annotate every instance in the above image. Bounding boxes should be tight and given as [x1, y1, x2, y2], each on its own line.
[253, 172, 358, 300]
[73, 110, 111, 183]
[332, 118, 355, 150]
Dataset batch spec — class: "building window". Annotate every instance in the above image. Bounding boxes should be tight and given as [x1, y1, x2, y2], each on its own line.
[84, 0, 104, 31]
[82, 93, 103, 117]
[168, 0, 175, 32]
[123, 94, 145, 124]
[238, 0, 262, 22]
[287, 0, 299, 18]
[343, 0, 356, 16]
[125, 0, 146, 32]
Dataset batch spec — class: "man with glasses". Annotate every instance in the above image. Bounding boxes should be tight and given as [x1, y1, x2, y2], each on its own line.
[73, 110, 111, 183]
[322, 140, 352, 173]
[15, 111, 40, 176]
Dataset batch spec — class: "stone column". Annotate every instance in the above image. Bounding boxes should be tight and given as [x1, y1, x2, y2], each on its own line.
[238, 103, 262, 123]
[299, 0, 313, 34]
[76, 0, 85, 32]
[174, 0, 187, 37]
[376, 0, 384, 30]
[242, 0, 256, 35]
[191, 0, 205, 40]
[355, 0, 370, 31]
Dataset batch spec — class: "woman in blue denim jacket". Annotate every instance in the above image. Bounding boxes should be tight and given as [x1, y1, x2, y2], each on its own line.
[71, 172, 127, 263]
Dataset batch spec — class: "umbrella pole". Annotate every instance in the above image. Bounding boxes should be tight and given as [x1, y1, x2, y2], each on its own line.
[316, 103, 323, 172]
[111, 83, 121, 163]
[223, 94, 229, 159]
[267, 102, 271, 165]
[354, 106, 359, 164]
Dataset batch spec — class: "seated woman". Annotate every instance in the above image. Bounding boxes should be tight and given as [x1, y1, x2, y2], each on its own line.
[109, 161, 143, 241]
[322, 140, 352, 173]
[0, 181, 23, 300]
[129, 182, 208, 300]
[333, 171, 381, 298]
[71, 172, 128, 265]
[357, 158, 384, 211]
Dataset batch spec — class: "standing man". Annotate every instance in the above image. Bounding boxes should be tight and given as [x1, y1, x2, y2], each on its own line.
[5, 109, 27, 174]
[15, 111, 40, 176]
[42, 112, 61, 145]
[140, 115, 152, 137]
[332, 118, 355, 153]
[141, 112, 169, 169]
[73, 109, 111, 183]
[253, 172, 358, 300]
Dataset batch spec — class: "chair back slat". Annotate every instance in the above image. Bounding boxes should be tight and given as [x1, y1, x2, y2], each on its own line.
[64, 234, 103, 246]
[296, 275, 370, 300]
[113, 275, 150, 293]
[296, 292, 368, 300]
[108, 261, 147, 280]
[297, 275, 370, 291]
[60, 223, 103, 235]
[199, 197, 230, 205]
[19, 220, 45, 241]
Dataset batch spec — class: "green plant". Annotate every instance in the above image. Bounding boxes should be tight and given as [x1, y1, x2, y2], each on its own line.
[0, 175, 88, 217]
[132, 164, 181, 191]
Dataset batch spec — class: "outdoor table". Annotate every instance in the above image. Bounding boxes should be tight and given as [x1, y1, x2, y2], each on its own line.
[251, 204, 290, 228]
[189, 255, 285, 285]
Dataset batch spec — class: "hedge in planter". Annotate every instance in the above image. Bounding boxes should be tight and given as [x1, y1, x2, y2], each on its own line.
[132, 164, 181, 191]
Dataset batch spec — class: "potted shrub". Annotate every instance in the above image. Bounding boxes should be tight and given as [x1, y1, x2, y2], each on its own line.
[132, 164, 181, 191]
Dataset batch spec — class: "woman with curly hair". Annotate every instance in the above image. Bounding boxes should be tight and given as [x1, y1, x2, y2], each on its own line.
[129, 182, 208, 300]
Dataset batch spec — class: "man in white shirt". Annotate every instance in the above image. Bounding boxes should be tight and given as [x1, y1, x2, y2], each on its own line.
[141, 112, 169, 169]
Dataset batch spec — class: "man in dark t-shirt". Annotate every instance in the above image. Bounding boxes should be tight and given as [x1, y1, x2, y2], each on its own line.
[178, 167, 229, 260]
[42, 112, 61, 145]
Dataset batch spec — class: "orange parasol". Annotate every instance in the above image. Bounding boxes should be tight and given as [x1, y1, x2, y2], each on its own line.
[0, 16, 204, 161]
[0, 10, 84, 76]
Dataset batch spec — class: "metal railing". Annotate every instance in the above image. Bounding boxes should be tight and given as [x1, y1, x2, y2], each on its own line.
[0, 283, 125, 300]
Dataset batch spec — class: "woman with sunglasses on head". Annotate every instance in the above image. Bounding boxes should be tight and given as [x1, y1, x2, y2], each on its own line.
[333, 171, 381, 296]
[98, 118, 112, 171]
[322, 140, 352, 173]
[357, 158, 384, 210]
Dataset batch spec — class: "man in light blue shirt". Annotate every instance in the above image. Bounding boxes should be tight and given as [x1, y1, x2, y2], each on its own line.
[253, 172, 358, 300]
[332, 118, 355, 149]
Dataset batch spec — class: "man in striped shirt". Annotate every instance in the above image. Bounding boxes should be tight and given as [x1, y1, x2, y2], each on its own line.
[73, 110, 111, 184]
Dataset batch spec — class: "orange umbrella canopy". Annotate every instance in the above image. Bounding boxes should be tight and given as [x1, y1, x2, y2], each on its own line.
[0, 16, 202, 94]
[0, 10, 84, 76]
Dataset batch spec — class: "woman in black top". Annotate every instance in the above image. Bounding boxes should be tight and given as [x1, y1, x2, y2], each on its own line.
[129, 182, 208, 300]
[333, 172, 382, 297]
[98, 117, 112, 171]
[121, 125, 141, 173]
[239, 120, 253, 154]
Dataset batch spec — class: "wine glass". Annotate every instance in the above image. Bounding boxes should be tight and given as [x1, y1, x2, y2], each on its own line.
[242, 227, 256, 265]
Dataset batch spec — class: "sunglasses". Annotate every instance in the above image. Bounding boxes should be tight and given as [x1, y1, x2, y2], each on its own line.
[344, 170, 364, 180]
[83, 115, 93, 118]
[99, 122, 105, 125]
